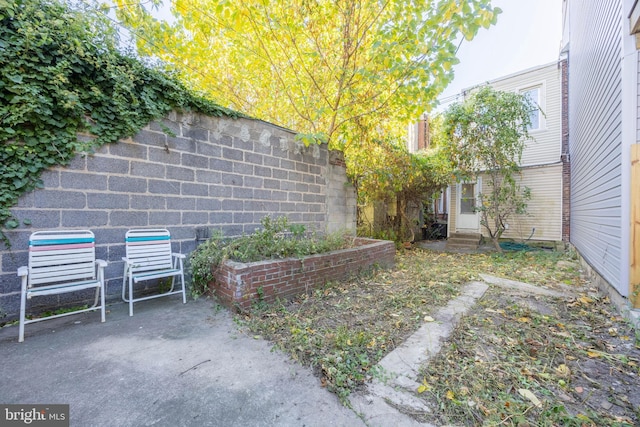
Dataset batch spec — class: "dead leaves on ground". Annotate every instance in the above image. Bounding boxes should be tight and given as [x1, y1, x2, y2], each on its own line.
[419, 286, 640, 426]
[239, 249, 473, 400]
[237, 248, 639, 424]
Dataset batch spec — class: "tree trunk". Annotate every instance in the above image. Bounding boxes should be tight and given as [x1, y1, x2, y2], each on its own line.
[491, 236, 503, 252]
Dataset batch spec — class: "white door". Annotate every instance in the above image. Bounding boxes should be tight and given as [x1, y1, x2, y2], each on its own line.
[457, 180, 480, 230]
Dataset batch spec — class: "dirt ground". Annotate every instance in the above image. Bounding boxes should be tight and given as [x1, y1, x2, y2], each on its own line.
[241, 247, 640, 425]
[416, 270, 640, 426]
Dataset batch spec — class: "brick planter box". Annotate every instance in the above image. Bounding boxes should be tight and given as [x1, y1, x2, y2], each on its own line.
[210, 238, 395, 311]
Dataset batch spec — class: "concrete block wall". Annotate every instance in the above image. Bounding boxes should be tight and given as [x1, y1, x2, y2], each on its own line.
[212, 238, 395, 311]
[0, 111, 357, 320]
[326, 151, 357, 233]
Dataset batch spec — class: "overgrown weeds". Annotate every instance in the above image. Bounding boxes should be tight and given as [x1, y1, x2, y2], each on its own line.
[189, 216, 351, 297]
[237, 248, 589, 403]
[418, 287, 640, 426]
[236, 252, 464, 402]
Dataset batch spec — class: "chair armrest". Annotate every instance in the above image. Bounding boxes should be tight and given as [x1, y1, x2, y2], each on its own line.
[122, 257, 133, 265]
[95, 259, 107, 268]
[172, 253, 186, 259]
[17, 266, 28, 277]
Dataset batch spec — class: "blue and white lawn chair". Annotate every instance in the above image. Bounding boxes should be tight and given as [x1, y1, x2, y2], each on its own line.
[122, 229, 186, 316]
[18, 230, 106, 342]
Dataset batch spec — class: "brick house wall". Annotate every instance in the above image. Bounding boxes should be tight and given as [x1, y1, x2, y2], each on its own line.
[0, 111, 357, 320]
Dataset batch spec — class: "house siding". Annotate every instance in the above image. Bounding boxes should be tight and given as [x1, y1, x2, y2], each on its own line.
[481, 165, 563, 242]
[568, 0, 624, 294]
[490, 63, 563, 167]
[449, 165, 562, 241]
[446, 62, 564, 242]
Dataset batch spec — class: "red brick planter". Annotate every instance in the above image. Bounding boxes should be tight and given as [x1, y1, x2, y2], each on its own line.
[209, 238, 395, 311]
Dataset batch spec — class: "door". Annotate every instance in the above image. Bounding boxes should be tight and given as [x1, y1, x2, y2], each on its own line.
[457, 180, 480, 230]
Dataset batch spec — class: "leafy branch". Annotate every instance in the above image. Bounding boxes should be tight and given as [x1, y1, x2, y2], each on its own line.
[440, 86, 535, 251]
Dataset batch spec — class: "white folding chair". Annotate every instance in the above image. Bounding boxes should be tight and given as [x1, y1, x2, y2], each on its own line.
[122, 229, 186, 316]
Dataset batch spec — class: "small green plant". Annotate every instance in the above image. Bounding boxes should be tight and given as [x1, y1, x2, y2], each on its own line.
[158, 277, 173, 294]
[37, 304, 90, 319]
[188, 216, 351, 297]
[251, 286, 268, 311]
[0, 307, 9, 327]
[188, 229, 228, 297]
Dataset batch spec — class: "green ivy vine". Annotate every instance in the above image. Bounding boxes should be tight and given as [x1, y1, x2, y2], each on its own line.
[0, 0, 242, 242]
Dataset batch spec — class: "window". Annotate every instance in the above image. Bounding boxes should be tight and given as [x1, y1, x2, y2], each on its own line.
[460, 183, 475, 214]
[521, 87, 541, 131]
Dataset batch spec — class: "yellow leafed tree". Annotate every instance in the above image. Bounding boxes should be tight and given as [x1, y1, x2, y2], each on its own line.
[114, 0, 501, 148]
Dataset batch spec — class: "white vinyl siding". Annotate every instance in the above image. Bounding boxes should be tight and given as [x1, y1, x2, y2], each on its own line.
[449, 62, 564, 240]
[568, 0, 623, 294]
[490, 63, 563, 167]
[451, 165, 563, 242]
[480, 165, 563, 242]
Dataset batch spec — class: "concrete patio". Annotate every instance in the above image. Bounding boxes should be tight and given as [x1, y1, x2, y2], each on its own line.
[0, 297, 364, 426]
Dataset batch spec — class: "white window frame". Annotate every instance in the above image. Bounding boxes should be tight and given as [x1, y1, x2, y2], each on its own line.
[518, 83, 546, 133]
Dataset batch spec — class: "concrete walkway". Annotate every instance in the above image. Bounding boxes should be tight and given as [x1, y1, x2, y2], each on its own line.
[349, 282, 489, 426]
[0, 298, 364, 427]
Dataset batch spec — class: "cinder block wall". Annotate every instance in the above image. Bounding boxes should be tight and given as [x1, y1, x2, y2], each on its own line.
[0, 111, 356, 319]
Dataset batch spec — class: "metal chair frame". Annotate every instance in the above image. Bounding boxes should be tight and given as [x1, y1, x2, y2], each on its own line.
[18, 230, 106, 342]
[122, 228, 186, 316]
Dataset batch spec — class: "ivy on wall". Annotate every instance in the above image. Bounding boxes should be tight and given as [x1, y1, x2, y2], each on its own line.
[0, 0, 242, 241]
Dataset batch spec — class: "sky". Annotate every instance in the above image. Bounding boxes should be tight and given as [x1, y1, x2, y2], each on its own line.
[440, 0, 563, 103]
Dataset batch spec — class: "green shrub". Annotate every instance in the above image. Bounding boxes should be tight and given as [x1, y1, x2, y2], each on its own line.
[189, 216, 351, 296]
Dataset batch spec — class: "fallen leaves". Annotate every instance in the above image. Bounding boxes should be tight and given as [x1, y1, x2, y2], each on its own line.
[418, 266, 640, 426]
[555, 364, 571, 378]
[238, 250, 469, 401]
[518, 388, 542, 408]
[587, 350, 602, 359]
[239, 248, 640, 425]
[416, 377, 431, 394]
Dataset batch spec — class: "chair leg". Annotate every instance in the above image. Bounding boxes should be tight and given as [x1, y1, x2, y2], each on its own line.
[98, 267, 106, 323]
[180, 273, 186, 304]
[100, 284, 106, 323]
[178, 258, 186, 304]
[122, 265, 129, 302]
[19, 282, 27, 343]
[90, 286, 100, 309]
[129, 277, 134, 317]
[168, 275, 176, 293]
